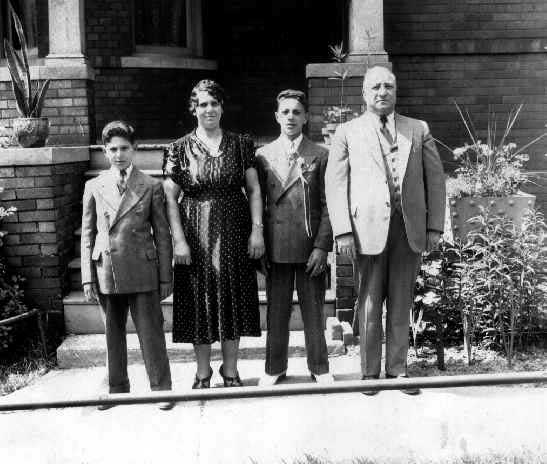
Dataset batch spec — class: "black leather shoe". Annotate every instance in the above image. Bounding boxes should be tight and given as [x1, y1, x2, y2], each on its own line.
[361, 374, 380, 396]
[97, 403, 115, 411]
[192, 367, 213, 389]
[386, 374, 421, 395]
[158, 401, 176, 411]
[219, 364, 243, 387]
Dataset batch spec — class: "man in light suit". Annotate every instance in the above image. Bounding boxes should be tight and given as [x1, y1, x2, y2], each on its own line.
[325, 67, 445, 395]
[81, 121, 174, 410]
[256, 90, 334, 385]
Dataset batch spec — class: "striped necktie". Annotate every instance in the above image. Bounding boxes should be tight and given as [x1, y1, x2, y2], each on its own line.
[379, 114, 395, 147]
[117, 169, 127, 195]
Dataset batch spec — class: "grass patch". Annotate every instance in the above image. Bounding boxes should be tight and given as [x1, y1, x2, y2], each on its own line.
[343, 344, 547, 387]
[0, 339, 53, 396]
[276, 449, 547, 464]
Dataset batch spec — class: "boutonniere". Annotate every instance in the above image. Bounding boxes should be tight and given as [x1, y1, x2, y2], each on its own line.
[296, 156, 316, 173]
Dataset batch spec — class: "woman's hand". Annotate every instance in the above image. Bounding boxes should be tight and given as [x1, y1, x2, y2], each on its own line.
[174, 241, 192, 265]
[248, 227, 265, 259]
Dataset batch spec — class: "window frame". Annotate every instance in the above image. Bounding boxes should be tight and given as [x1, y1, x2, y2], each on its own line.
[132, 0, 203, 58]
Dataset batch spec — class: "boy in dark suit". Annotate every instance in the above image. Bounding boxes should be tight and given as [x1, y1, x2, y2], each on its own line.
[81, 121, 174, 410]
[255, 90, 334, 385]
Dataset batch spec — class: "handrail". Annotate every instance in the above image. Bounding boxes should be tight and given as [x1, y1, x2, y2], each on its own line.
[0, 308, 39, 326]
[0, 308, 48, 357]
[0, 371, 545, 412]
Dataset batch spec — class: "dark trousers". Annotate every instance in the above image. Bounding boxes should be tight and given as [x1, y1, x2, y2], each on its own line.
[265, 263, 329, 376]
[98, 291, 172, 393]
[356, 212, 420, 377]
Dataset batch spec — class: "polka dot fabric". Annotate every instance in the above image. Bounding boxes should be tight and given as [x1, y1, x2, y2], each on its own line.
[164, 130, 261, 344]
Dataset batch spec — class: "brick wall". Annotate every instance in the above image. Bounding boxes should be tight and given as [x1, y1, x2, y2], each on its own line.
[93, 68, 210, 141]
[0, 158, 88, 336]
[385, 0, 547, 55]
[0, 80, 94, 145]
[85, 0, 134, 68]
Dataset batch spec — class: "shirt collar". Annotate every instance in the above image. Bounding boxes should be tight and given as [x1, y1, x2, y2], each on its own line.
[110, 163, 133, 178]
[367, 111, 395, 132]
[279, 133, 303, 154]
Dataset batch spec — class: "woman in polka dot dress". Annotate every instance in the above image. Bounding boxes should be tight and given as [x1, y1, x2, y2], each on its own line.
[163, 80, 265, 388]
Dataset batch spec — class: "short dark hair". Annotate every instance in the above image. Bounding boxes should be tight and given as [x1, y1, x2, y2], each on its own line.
[101, 120, 136, 145]
[276, 89, 308, 112]
[189, 79, 226, 114]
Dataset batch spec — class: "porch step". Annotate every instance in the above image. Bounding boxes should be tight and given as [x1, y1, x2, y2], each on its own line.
[62, 290, 336, 334]
[56, 330, 345, 368]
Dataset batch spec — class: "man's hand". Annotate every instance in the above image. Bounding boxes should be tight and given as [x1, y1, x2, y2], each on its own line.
[305, 248, 328, 277]
[426, 231, 442, 252]
[83, 283, 99, 302]
[174, 241, 191, 265]
[160, 282, 173, 300]
[337, 234, 356, 260]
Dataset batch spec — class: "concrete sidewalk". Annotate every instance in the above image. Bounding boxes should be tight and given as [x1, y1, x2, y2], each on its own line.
[1, 356, 546, 464]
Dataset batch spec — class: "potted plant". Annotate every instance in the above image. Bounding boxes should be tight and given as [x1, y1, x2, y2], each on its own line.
[321, 43, 358, 145]
[444, 102, 546, 241]
[3, 2, 50, 148]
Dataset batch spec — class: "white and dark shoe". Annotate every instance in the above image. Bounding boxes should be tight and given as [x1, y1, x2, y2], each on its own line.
[311, 373, 335, 384]
[258, 372, 286, 387]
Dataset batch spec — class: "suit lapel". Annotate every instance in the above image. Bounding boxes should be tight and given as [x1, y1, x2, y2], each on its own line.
[395, 113, 413, 179]
[96, 171, 121, 222]
[360, 114, 384, 171]
[275, 136, 316, 204]
[110, 168, 146, 230]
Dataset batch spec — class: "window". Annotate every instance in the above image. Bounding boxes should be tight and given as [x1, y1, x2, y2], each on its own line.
[134, 0, 203, 56]
[0, 0, 38, 58]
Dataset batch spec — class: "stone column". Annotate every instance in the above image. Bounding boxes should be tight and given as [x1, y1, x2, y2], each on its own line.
[45, 0, 87, 66]
[347, 0, 389, 63]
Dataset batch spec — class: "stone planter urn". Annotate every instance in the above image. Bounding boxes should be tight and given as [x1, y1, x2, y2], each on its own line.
[447, 192, 536, 242]
[12, 117, 49, 148]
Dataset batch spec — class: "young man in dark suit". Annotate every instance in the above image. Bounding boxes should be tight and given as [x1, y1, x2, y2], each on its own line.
[81, 121, 174, 410]
[255, 90, 334, 386]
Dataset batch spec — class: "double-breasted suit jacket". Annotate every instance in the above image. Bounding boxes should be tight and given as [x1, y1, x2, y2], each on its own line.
[81, 167, 173, 294]
[256, 135, 333, 377]
[256, 135, 333, 263]
[325, 112, 446, 255]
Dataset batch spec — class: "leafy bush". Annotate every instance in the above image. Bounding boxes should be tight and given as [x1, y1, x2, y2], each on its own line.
[412, 207, 547, 366]
[0, 189, 29, 352]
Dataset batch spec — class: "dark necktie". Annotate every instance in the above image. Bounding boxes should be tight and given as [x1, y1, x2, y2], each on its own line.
[379, 114, 395, 147]
[117, 169, 127, 195]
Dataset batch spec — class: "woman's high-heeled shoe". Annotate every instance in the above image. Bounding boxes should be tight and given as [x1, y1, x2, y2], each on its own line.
[192, 367, 213, 389]
[219, 364, 243, 387]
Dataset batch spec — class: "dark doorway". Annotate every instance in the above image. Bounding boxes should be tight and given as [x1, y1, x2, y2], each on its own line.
[204, 1, 347, 140]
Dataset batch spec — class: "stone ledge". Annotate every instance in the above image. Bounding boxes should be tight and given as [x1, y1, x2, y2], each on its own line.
[0, 146, 90, 166]
[120, 55, 218, 71]
[0, 63, 95, 81]
[306, 58, 391, 79]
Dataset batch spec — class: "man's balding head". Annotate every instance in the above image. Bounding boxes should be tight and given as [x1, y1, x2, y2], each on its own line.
[362, 66, 397, 116]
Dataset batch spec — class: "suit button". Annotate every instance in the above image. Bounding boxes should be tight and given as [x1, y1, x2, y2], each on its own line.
[386, 202, 390, 207]
[104, 250, 110, 256]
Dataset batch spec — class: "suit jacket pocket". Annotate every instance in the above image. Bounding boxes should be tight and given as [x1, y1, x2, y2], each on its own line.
[146, 248, 158, 261]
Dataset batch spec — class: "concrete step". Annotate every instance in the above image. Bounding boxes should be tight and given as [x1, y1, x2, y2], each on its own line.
[63, 290, 336, 334]
[56, 330, 345, 368]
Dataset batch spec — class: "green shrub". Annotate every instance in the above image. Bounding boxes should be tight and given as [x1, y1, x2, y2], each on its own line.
[0, 189, 30, 352]
[412, 207, 547, 366]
